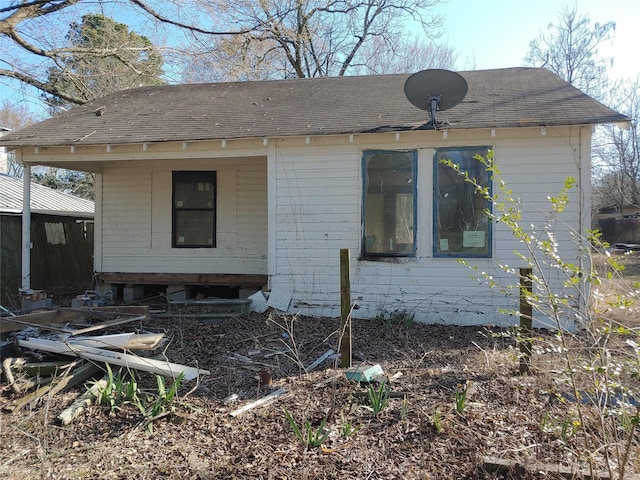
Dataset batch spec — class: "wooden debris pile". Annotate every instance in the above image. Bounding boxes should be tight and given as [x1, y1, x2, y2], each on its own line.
[0, 306, 209, 420]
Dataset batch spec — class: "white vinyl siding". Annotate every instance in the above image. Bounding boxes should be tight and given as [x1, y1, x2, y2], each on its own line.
[22, 125, 589, 327]
[269, 126, 589, 326]
[100, 157, 267, 274]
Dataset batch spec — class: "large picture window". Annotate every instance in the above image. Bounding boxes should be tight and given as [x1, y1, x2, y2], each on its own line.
[172, 171, 216, 248]
[362, 150, 416, 258]
[434, 147, 492, 257]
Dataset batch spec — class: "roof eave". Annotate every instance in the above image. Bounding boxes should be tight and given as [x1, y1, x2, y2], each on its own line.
[1, 115, 631, 150]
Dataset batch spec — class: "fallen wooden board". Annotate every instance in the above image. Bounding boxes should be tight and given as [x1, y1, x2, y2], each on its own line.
[306, 349, 334, 372]
[18, 337, 209, 380]
[229, 388, 289, 417]
[57, 377, 107, 426]
[65, 332, 165, 350]
[4, 360, 98, 413]
[15, 360, 77, 377]
[0, 306, 150, 334]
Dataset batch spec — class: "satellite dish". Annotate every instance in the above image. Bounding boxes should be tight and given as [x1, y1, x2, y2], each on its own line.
[404, 69, 468, 128]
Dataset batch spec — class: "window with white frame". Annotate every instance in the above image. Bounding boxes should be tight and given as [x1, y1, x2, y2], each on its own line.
[362, 150, 417, 258]
[172, 171, 216, 248]
[434, 147, 492, 257]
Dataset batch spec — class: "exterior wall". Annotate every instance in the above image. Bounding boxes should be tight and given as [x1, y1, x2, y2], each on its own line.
[98, 156, 268, 274]
[16, 126, 591, 326]
[269, 126, 591, 327]
[1, 213, 94, 305]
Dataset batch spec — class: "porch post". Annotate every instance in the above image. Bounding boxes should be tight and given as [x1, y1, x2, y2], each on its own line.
[21, 164, 31, 291]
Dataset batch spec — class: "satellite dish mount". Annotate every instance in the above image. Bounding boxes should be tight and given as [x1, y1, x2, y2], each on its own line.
[428, 95, 441, 125]
[404, 69, 468, 129]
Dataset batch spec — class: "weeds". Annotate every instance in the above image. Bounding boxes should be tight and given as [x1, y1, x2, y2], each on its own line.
[443, 151, 640, 479]
[366, 382, 390, 415]
[374, 309, 415, 329]
[433, 408, 444, 434]
[454, 384, 468, 414]
[144, 373, 184, 432]
[340, 415, 360, 437]
[284, 409, 330, 448]
[90, 363, 185, 432]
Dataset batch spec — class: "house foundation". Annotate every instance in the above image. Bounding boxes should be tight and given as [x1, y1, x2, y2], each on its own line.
[95, 272, 268, 304]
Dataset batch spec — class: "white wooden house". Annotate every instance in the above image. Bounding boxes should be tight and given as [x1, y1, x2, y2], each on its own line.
[0, 68, 629, 325]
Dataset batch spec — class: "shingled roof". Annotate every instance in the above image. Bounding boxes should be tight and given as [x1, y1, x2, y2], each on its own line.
[0, 67, 629, 148]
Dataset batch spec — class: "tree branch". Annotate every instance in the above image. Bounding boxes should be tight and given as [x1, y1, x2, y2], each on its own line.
[0, 67, 86, 105]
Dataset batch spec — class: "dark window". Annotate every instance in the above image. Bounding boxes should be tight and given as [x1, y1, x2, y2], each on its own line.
[362, 150, 417, 258]
[434, 147, 492, 257]
[172, 171, 216, 248]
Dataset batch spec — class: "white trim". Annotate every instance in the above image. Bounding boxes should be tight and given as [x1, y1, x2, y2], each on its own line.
[21, 164, 31, 291]
[267, 141, 277, 279]
[94, 173, 103, 272]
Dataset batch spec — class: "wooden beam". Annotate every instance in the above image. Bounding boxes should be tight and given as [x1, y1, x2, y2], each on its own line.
[519, 268, 533, 375]
[96, 272, 268, 287]
[57, 377, 107, 426]
[66, 332, 165, 350]
[18, 338, 210, 380]
[340, 249, 352, 368]
[5, 360, 99, 413]
[0, 306, 150, 334]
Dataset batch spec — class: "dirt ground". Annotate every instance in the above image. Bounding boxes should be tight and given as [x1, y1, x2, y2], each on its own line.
[2, 257, 640, 479]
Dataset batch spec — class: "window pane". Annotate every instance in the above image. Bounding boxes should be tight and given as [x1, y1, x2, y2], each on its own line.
[174, 175, 215, 209]
[434, 147, 491, 257]
[363, 151, 416, 256]
[174, 210, 215, 246]
[172, 171, 216, 248]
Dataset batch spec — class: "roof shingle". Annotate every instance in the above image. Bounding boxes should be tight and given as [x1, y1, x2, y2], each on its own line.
[0, 68, 629, 148]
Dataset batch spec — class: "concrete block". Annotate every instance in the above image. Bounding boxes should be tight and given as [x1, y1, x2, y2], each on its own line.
[22, 297, 53, 310]
[21, 290, 52, 310]
[97, 283, 118, 303]
[166, 285, 188, 301]
[123, 285, 144, 303]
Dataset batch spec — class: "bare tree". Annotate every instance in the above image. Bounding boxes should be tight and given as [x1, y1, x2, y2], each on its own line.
[593, 78, 640, 212]
[524, 6, 615, 97]
[349, 34, 458, 75]
[181, 0, 445, 81]
[0, 0, 254, 105]
[0, 100, 39, 177]
[3, 0, 445, 105]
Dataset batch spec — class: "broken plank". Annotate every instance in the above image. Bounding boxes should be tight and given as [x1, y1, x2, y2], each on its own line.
[0, 306, 149, 334]
[230, 388, 289, 417]
[4, 360, 99, 413]
[15, 360, 77, 377]
[66, 314, 147, 336]
[306, 349, 335, 372]
[57, 377, 107, 426]
[0, 311, 79, 333]
[18, 337, 209, 380]
[66, 332, 165, 350]
[2, 357, 25, 393]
